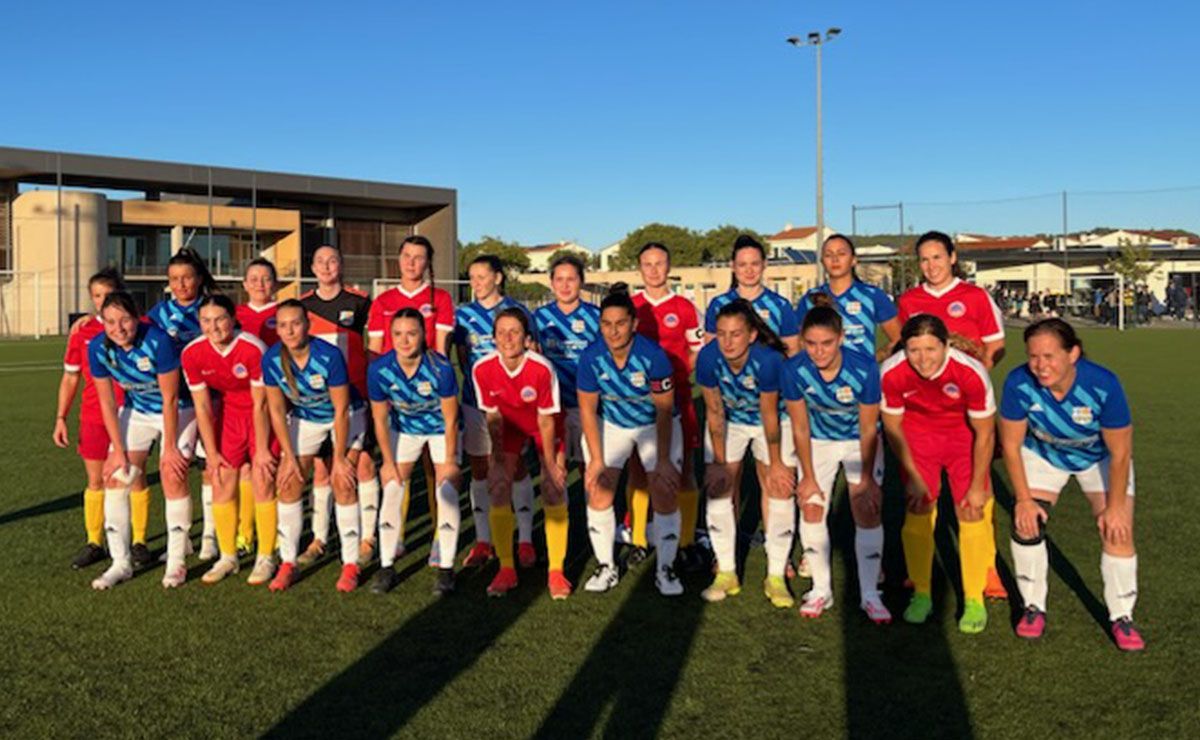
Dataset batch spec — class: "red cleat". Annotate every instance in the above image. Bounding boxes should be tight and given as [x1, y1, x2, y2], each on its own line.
[985, 568, 1008, 600]
[548, 570, 572, 600]
[336, 563, 360, 593]
[487, 567, 518, 597]
[518, 542, 537, 569]
[463, 542, 494, 568]
[1111, 618, 1145, 652]
[1016, 607, 1046, 639]
[268, 563, 297, 593]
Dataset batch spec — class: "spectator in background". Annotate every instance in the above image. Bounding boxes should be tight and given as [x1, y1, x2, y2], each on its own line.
[1030, 292, 1042, 318]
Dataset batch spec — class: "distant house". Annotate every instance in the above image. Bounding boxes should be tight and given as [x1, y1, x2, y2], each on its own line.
[765, 223, 837, 259]
[597, 240, 622, 271]
[522, 240, 591, 272]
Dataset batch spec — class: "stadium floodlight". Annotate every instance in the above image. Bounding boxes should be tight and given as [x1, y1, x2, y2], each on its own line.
[826, 27, 841, 40]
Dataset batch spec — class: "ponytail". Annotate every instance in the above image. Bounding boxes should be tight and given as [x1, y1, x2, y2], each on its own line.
[168, 247, 218, 297]
[275, 299, 308, 402]
[600, 282, 636, 319]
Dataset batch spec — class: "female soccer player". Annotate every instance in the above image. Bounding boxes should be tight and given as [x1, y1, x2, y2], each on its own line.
[696, 300, 795, 608]
[368, 309, 462, 596]
[704, 234, 800, 356]
[262, 300, 366, 593]
[368, 235, 455, 356]
[796, 233, 900, 360]
[88, 292, 198, 590]
[54, 268, 127, 569]
[182, 295, 276, 586]
[999, 319, 1143, 650]
[783, 299, 889, 622]
[578, 285, 683, 597]
[471, 308, 570, 599]
[881, 315, 997, 633]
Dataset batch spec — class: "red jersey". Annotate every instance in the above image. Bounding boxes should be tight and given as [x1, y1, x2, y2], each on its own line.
[471, 351, 561, 442]
[181, 332, 267, 412]
[236, 302, 278, 346]
[301, 287, 371, 396]
[880, 348, 995, 431]
[368, 283, 455, 354]
[632, 290, 703, 380]
[897, 278, 1005, 353]
[64, 315, 123, 420]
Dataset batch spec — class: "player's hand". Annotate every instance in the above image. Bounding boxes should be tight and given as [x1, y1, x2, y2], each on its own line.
[1014, 499, 1048, 540]
[103, 449, 131, 482]
[584, 458, 604, 496]
[213, 453, 236, 487]
[849, 477, 882, 518]
[331, 456, 356, 491]
[252, 450, 277, 482]
[68, 314, 89, 335]
[52, 418, 70, 448]
[1098, 502, 1133, 547]
[278, 454, 302, 488]
[161, 444, 189, 480]
[904, 477, 931, 509]
[705, 464, 733, 498]
[961, 485, 988, 519]
[651, 461, 680, 496]
[440, 460, 462, 487]
[767, 462, 795, 499]
[543, 458, 567, 494]
[796, 474, 824, 506]
[487, 461, 511, 501]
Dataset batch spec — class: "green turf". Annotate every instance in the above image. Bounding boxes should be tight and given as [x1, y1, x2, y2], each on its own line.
[1, 329, 1198, 739]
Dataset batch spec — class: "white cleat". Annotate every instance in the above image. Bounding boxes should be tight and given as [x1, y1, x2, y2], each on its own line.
[246, 555, 276, 586]
[198, 536, 219, 562]
[861, 593, 893, 624]
[799, 590, 834, 619]
[91, 563, 133, 591]
[161, 561, 188, 589]
[584, 564, 620, 593]
[655, 564, 684, 597]
[201, 556, 239, 585]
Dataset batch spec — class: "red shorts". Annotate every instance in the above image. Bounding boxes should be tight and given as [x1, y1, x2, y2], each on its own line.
[675, 379, 700, 451]
[903, 423, 987, 504]
[215, 407, 256, 468]
[500, 417, 566, 457]
[78, 419, 111, 462]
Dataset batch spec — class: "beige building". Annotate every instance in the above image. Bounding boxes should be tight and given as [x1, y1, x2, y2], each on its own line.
[521, 240, 590, 272]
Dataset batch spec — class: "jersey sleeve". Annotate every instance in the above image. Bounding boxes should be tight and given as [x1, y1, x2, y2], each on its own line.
[435, 290, 455, 333]
[879, 362, 906, 415]
[181, 348, 205, 391]
[537, 365, 560, 414]
[648, 346, 675, 394]
[1098, 374, 1132, 428]
[794, 294, 812, 326]
[451, 309, 467, 348]
[777, 301, 800, 339]
[247, 347, 265, 386]
[962, 362, 997, 419]
[64, 328, 84, 372]
[704, 301, 719, 334]
[861, 363, 882, 405]
[437, 359, 459, 399]
[325, 347, 350, 389]
[758, 350, 783, 394]
[87, 337, 111, 380]
[682, 300, 704, 351]
[153, 334, 180, 374]
[896, 292, 913, 324]
[695, 346, 718, 388]
[780, 357, 802, 402]
[261, 353, 280, 388]
[367, 296, 386, 339]
[472, 364, 497, 413]
[872, 287, 899, 323]
[366, 362, 387, 403]
[975, 288, 1005, 343]
[576, 349, 599, 394]
[999, 369, 1029, 421]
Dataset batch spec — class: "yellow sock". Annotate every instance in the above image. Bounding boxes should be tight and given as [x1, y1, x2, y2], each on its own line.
[131, 488, 151, 544]
[631, 488, 650, 548]
[213, 501, 238, 556]
[544, 503, 569, 572]
[84, 488, 105, 546]
[255, 500, 278, 557]
[901, 509, 938, 595]
[238, 479, 255, 544]
[490, 506, 515, 568]
[678, 487, 698, 548]
[958, 518, 990, 602]
[983, 496, 998, 571]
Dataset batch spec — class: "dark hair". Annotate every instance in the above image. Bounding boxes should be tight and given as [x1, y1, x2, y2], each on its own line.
[600, 282, 636, 319]
[167, 247, 217, 297]
[801, 304, 843, 336]
[400, 235, 436, 312]
[389, 307, 429, 355]
[493, 306, 531, 338]
[914, 230, 967, 280]
[822, 233, 860, 281]
[549, 253, 586, 281]
[715, 298, 787, 354]
[638, 242, 670, 262]
[245, 257, 277, 282]
[469, 254, 507, 292]
[1025, 317, 1084, 354]
[100, 291, 142, 365]
[897, 314, 949, 352]
[730, 234, 766, 290]
[274, 299, 309, 400]
[198, 293, 239, 329]
[88, 267, 125, 293]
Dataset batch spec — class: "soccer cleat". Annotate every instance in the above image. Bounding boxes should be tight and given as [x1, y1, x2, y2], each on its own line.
[161, 561, 187, 589]
[236, 533, 253, 559]
[427, 539, 441, 569]
[675, 545, 707, 573]
[268, 562, 298, 592]
[799, 591, 834, 619]
[296, 540, 325, 567]
[958, 599, 988, 634]
[198, 535, 219, 562]
[370, 566, 400, 595]
[246, 556, 276, 586]
[91, 563, 133, 590]
[861, 594, 893, 625]
[655, 564, 683, 597]
[626, 546, 650, 569]
[796, 555, 812, 579]
[1111, 618, 1146, 652]
[201, 556, 239, 585]
[130, 542, 154, 568]
[584, 564, 620, 593]
[701, 571, 742, 603]
[903, 593, 933, 624]
[335, 563, 360, 593]
[548, 570, 572, 600]
[462, 542, 494, 568]
[357, 539, 377, 568]
[984, 568, 1008, 600]
[517, 541, 537, 569]
[72, 543, 107, 570]
[1016, 607, 1046, 639]
[487, 566, 519, 597]
[433, 568, 456, 597]
[615, 521, 632, 545]
[763, 576, 795, 609]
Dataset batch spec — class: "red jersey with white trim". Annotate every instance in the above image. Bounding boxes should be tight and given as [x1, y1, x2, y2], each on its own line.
[880, 348, 996, 431]
[236, 302, 278, 346]
[897, 278, 1005, 353]
[471, 351, 561, 442]
[64, 315, 123, 419]
[181, 333, 267, 412]
[368, 283, 455, 354]
[301, 287, 371, 396]
[632, 290, 703, 380]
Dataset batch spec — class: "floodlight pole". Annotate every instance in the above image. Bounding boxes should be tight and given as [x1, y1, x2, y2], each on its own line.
[788, 28, 840, 281]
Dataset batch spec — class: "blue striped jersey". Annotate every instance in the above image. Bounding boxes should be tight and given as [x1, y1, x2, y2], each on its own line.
[1000, 359, 1131, 472]
[533, 301, 601, 409]
[576, 334, 675, 428]
[146, 297, 203, 353]
[368, 351, 459, 435]
[705, 287, 799, 339]
[796, 281, 897, 357]
[261, 337, 360, 423]
[87, 323, 182, 415]
[453, 296, 533, 407]
[782, 349, 882, 441]
[696, 342, 786, 426]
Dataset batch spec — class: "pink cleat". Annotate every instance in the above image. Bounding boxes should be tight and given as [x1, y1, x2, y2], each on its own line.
[1111, 618, 1145, 652]
[1015, 607, 1046, 639]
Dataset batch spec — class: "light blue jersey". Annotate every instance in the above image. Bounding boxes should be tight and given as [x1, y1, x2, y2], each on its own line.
[88, 323, 181, 415]
[533, 301, 601, 409]
[367, 351, 459, 435]
[696, 342, 786, 426]
[796, 281, 897, 357]
[577, 334, 675, 428]
[782, 349, 881, 441]
[453, 296, 533, 407]
[146, 297, 203, 353]
[1000, 359, 1131, 472]
[262, 337, 360, 423]
[705, 287, 799, 339]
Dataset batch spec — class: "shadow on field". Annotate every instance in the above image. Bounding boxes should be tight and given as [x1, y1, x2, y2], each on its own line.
[1, 472, 164, 528]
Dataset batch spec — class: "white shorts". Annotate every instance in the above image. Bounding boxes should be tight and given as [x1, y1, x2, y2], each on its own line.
[461, 404, 491, 458]
[707, 419, 798, 467]
[564, 407, 584, 463]
[389, 427, 448, 465]
[1020, 446, 1135, 497]
[289, 406, 368, 458]
[583, 418, 683, 473]
[796, 438, 885, 499]
[117, 406, 198, 457]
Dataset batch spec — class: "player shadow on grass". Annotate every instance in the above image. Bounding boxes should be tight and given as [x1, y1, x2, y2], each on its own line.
[1, 472, 163, 528]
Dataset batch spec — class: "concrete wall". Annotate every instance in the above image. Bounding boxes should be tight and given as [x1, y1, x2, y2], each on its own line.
[412, 203, 458, 290]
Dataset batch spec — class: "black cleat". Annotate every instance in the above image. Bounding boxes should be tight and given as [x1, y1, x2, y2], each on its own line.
[370, 566, 400, 595]
[675, 545, 708, 574]
[71, 543, 107, 570]
[130, 543, 154, 568]
[433, 568, 455, 597]
[626, 546, 650, 568]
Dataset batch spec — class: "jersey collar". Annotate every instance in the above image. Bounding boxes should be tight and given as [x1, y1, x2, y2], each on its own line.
[920, 277, 962, 299]
[246, 301, 276, 312]
[499, 354, 529, 378]
[636, 289, 674, 307]
[398, 282, 431, 299]
[928, 351, 952, 381]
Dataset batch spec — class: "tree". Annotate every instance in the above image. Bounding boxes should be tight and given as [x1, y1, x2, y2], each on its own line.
[887, 252, 921, 296]
[458, 235, 530, 277]
[698, 225, 768, 264]
[1104, 241, 1161, 286]
[612, 223, 700, 270]
[547, 247, 590, 272]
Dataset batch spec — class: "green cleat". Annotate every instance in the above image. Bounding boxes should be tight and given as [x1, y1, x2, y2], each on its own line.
[903, 592, 933, 624]
[958, 599, 988, 634]
[763, 576, 795, 609]
[701, 571, 741, 603]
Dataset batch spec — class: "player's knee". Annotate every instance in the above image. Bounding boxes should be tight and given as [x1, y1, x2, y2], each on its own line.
[650, 489, 677, 514]
[801, 502, 825, 523]
[1012, 501, 1050, 545]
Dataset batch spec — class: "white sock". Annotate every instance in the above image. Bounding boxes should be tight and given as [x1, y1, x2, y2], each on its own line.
[654, 510, 681, 572]
[586, 505, 616, 568]
[164, 497, 192, 568]
[706, 497, 737, 574]
[800, 509, 832, 597]
[379, 480, 403, 568]
[855, 525, 885, 601]
[311, 485, 333, 543]
[201, 483, 214, 540]
[277, 501, 303, 564]
[1101, 552, 1138, 621]
[103, 486, 132, 569]
[436, 479, 461, 569]
[765, 498, 796, 578]
[470, 479, 491, 544]
[358, 478, 380, 543]
[1011, 539, 1049, 612]
[513, 476, 535, 544]
[335, 503, 360, 566]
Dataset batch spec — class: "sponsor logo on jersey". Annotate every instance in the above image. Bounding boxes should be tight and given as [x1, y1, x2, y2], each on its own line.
[846, 300, 862, 315]
[740, 374, 757, 390]
[417, 381, 433, 396]
[836, 386, 854, 403]
[663, 312, 679, 328]
[1029, 402, 1044, 412]
[137, 356, 153, 372]
[1072, 406, 1094, 424]
[598, 372, 609, 381]
[947, 301, 967, 318]
[420, 303, 434, 318]
[309, 374, 326, 389]
[942, 382, 961, 399]
[338, 310, 356, 326]
[629, 371, 646, 388]
[201, 368, 215, 376]
[232, 363, 248, 379]
[571, 319, 585, 333]
[520, 385, 537, 402]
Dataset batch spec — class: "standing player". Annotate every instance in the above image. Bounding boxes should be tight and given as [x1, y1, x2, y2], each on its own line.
[262, 300, 366, 593]
[578, 285, 684, 597]
[367, 309, 462, 596]
[472, 308, 570, 599]
[705, 234, 800, 355]
[88, 292, 198, 590]
[999, 319, 1143, 650]
[796, 234, 900, 360]
[881, 315, 997, 633]
[696, 300, 795, 608]
[54, 268, 126, 569]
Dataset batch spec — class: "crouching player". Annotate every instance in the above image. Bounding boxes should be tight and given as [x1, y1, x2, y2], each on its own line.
[999, 318, 1143, 650]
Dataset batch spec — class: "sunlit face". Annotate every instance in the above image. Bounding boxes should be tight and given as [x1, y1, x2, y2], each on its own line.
[391, 316, 425, 360]
[494, 315, 527, 360]
[716, 314, 755, 363]
[168, 263, 200, 304]
[638, 247, 670, 290]
[802, 324, 842, 370]
[904, 333, 949, 379]
[918, 240, 956, 288]
[1026, 332, 1080, 389]
[199, 303, 236, 346]
[550, 263, 582, 304]
[822, 238, 856, 281]
[733, 247, 765, 289]
[243, 265, 276, 305]
[600, 306, 635, 352]
[89, 281, 116, 313]
[399, 243, 429, 283]
[101, 304, 140, 348]
[275, 306, 309, 350]
[469, 262, 503, 302]
[312, 247, 342, 286]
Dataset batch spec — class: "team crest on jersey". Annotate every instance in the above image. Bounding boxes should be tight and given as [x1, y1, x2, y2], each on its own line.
[836, 386, 854, 403]
[740, 375, 757, 390]
[757, 308, 771, 321]
[309, 374, 326, 389]
[942, 383, 961, 399]
[947, 301, 967, 318]
[417, 381, 433, 396]
[520, 385, 537, 402]
[629, 371, 646, 388]
[571, 319, 585, 333]
[232, 363, 248, 379]
[265, 317, 277, 329]
[1072, 406, 1094, 424]
[846, 301, 862, 316]
[420, 304, 434, 318]
[663, 313, 679, 328]
[135, 356, 152, 372]
[338, 310, 355, 326]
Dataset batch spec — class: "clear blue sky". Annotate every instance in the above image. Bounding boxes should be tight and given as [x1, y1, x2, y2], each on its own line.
[5, 0, 1198, 247]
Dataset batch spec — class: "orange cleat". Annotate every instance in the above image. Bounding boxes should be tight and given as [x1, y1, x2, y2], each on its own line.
[487, 566, 519, 597]
[336, 563, 360, 593]
[518, 542, 537, 569]
[984, 567, 1008, 600]
[548, 570, 573, 600]
[463, 542, 494, 568]
[268, 563, 297, 593]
